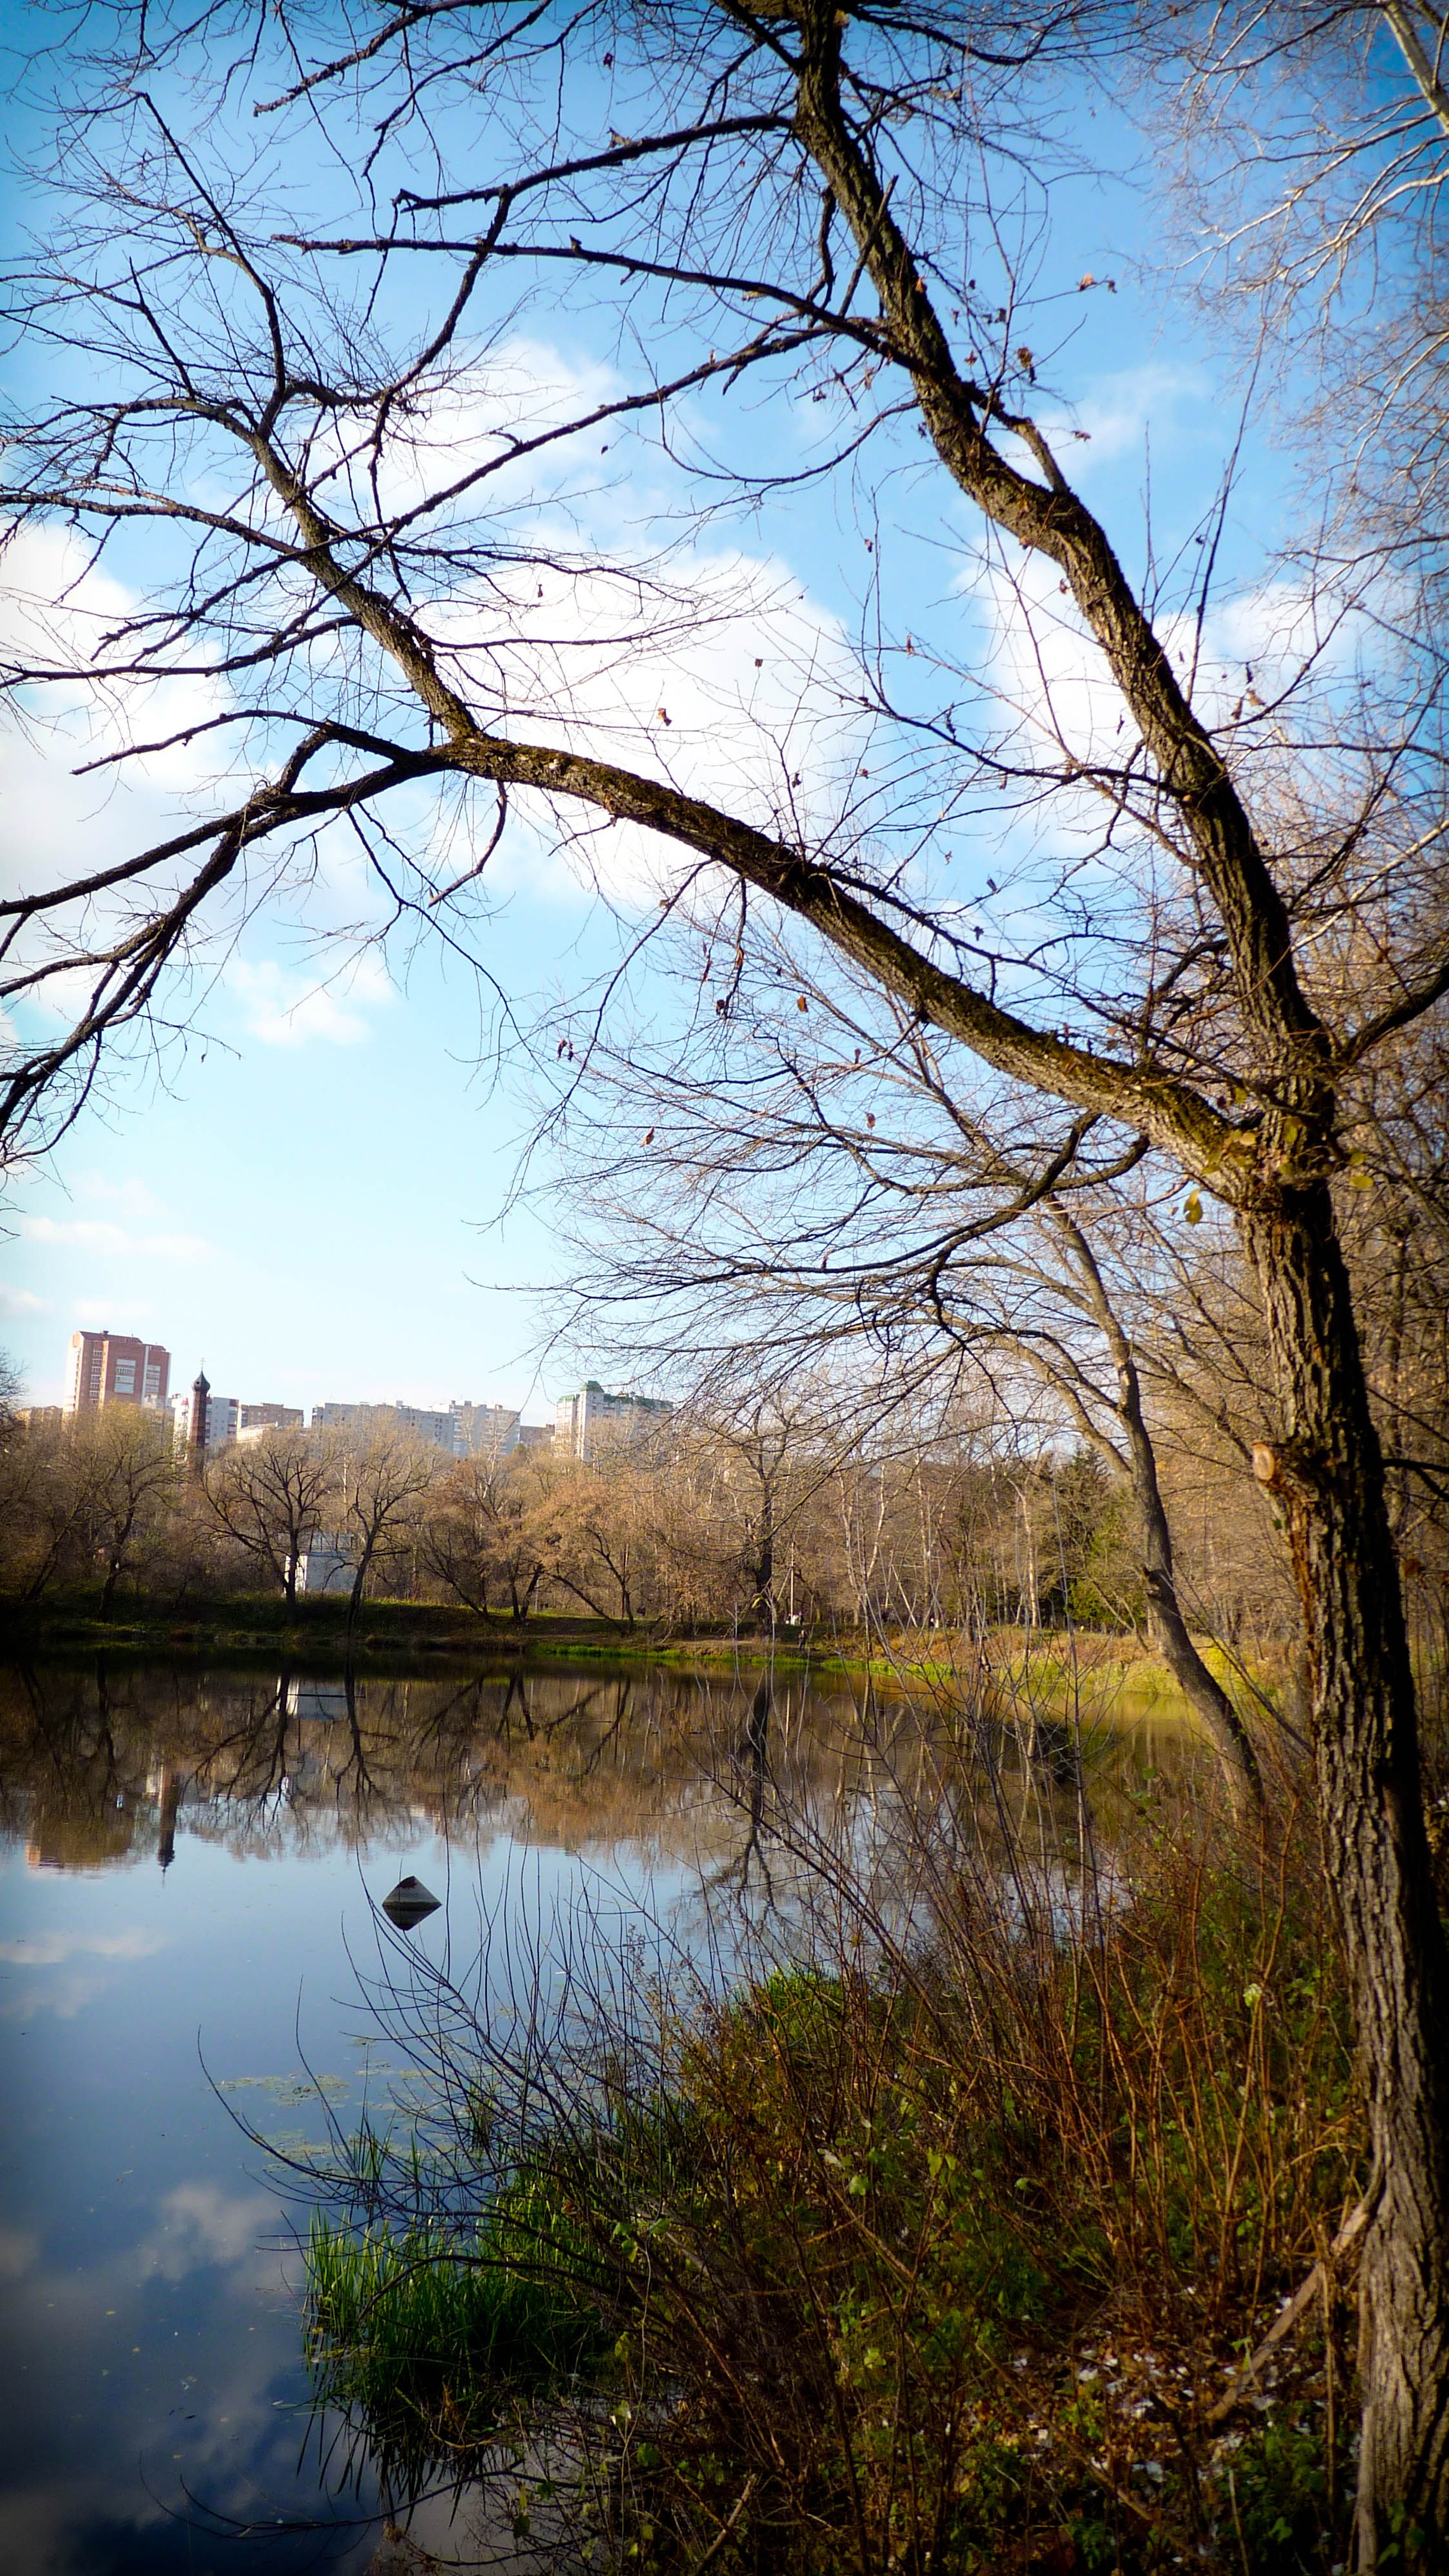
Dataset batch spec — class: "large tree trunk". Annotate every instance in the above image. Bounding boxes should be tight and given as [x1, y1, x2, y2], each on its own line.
[1246, 1182, 1449, 2569]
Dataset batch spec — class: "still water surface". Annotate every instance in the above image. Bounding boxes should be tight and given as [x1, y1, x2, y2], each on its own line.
[0, 1656, 1196, 2574]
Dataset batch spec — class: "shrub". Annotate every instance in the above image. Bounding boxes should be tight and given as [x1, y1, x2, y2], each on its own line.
[302, 1771, 1358, 2569]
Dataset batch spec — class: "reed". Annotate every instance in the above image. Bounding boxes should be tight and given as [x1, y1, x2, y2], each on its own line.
[305, 2164, 611, 2482]
[301, 1734, 1360, 2570]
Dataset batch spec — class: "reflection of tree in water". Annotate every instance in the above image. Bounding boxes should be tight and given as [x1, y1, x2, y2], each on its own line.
[675, 1661, 1164, 1987]
[717, 1677, 777, 1906]
[0, 1657, 1203, 1888]
[5, 1659, 140, 1869]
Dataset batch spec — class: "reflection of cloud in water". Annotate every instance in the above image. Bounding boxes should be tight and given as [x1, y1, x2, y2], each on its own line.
[1, 1971, 107, 2021]
[140, 2182, 278, 2285]
[0, 1926, 172, 2022]
[0, 1928, 168, 1965]
[0, 2223, 38, 2279]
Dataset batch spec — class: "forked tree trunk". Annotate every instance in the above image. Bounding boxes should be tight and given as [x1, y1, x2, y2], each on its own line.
[1131, 1441, 1264, 1822]
[1051, 1212, 1264, 1816]
[1246, 1183, 1449, 2569]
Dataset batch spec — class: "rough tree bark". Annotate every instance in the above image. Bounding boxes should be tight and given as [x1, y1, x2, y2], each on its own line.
[1250, 1186, 1449, 2564]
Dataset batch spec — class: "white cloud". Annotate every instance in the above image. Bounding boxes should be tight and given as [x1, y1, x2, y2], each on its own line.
[226, 949, 395, 1046]
[1039, 363, 1209, 470]
[962, 547, 1362, 795]
[967, 549, 1129, 787]
[3, 346, 869, 1029]
[18, 1214, 214, 1263]
[363, 338, 632, 525]
[0, 524, 237, 902]
[438, 545, 868, 909]
[0, 1284, 47, 1316]
[67, 1173, 177, 1223]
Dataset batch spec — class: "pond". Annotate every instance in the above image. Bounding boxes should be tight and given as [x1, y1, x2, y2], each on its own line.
[0, 1654, 1201, 2573]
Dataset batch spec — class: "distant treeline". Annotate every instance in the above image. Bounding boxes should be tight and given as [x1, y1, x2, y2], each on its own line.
[0, 1389, 1298, 1643]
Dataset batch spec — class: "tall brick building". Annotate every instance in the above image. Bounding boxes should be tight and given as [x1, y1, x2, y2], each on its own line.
[63, 1330, 170, 1417]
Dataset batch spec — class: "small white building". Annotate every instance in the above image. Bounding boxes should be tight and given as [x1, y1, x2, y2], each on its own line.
[291, 1534, 355, 1596]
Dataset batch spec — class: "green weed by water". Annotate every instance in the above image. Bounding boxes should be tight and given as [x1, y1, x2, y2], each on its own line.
[306, 2164, 609, 2473]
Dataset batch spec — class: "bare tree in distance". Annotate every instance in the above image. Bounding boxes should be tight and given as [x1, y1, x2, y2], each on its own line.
[76, 1410, 180, 1619]
[422, 1446, 568, 1624]
[5, 2, 1449, 2548]
[1137, 2, 1449, 660]
[336, 1435, 442, 1627]
[206, 1428, 340, 1610]
[535, 923, 1275, 1794]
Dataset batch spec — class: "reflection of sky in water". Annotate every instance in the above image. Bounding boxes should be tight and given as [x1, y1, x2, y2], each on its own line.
[0, 1690, 703, 2571]
[0, 1659, 1184, 2570]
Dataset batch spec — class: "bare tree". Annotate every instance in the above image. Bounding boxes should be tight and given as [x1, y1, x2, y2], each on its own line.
[6, 3, 1449, 2546]
[418, 1454, 505, 1617]
[336, 1436, 441, 1627]
[421, 1448, 566, 1623]
[206, 1429, 339, 1609]
[75, 1411, 180, 1617]
[537, 947, 1271, 1796]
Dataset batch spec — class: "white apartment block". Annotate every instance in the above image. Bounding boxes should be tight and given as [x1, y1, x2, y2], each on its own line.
[170, 1387, 239, 1455]
[311, 1399, 457, 1453]
[555, 1381, 672, 1465]
[309, 1398, 527, 1459]
[450, 1401, 521, 1458]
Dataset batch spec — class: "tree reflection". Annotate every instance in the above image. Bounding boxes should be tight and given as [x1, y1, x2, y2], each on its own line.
[0, 1652, 1201, 1889]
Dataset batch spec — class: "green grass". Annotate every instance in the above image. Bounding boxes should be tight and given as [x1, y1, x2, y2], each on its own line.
[306, 2165, 612, 2477]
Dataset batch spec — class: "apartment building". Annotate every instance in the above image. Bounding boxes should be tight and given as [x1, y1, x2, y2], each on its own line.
[450, 1400, 521, 1458]
[63, 1330, 170, 1417]
[555, 1381, 672, 1466]
[170, 1381, 239, 1455]
[311, 1399, 458, 1452]
[238, 1402, 304, 1436]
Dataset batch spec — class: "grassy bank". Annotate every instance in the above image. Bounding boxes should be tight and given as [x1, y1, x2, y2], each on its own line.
[0, 1586, 751, 1675]
[299, 1787, 1358, 2574]
[0, 1586, 1278, 1738]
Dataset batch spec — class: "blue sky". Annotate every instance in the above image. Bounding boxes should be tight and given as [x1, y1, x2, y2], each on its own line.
[0, 29, 1297, 1414]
